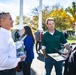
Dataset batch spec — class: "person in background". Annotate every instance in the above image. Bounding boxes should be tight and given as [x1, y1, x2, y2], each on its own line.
[40, 31, 43, 43]
[34, 30, 41, 53]
[41, 18, 70, 75]
[14, 30, 20, 42]
[21, 26, 34, 75]
[39, 31, 43, 51]
[0, 12, 25, 75]
[63, 30, 68, 40]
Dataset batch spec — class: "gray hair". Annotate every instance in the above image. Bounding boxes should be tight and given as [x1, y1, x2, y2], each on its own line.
[0, 12, 9, 21]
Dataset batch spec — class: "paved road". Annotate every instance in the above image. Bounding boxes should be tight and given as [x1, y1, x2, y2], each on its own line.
[16, 49, 64, 75]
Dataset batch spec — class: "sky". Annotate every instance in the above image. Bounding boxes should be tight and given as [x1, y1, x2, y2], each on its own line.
[0, 0, 76, 22]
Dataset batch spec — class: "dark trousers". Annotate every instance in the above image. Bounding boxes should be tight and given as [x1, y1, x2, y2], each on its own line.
[45, 56, 63, 75]
[36, 41, 41, 52]
[0, 68, 16, 75]
[22, 61, 32, 75]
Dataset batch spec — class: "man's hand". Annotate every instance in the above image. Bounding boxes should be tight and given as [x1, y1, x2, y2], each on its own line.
[44, 55, 47, 58]
[42, 49, 47, 58]
[20, 55, 26, 61]
[61, 51, 70, 58]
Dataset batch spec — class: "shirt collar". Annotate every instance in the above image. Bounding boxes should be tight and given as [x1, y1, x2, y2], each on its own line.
[0, 27, 11, 37]
[48, 29, 56, 35]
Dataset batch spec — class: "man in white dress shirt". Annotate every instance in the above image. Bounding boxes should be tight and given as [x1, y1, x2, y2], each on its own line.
[0, 12, 25, 75]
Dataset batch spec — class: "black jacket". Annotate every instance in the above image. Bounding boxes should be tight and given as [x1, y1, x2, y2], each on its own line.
[64, 48, 76, 75]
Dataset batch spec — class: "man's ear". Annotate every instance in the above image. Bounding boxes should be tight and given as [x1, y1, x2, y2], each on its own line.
[1, 18, 6, 22]
[0, 18, 6, 27]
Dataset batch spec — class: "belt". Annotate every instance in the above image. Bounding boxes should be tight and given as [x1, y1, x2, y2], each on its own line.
[0, 68, 16, 72]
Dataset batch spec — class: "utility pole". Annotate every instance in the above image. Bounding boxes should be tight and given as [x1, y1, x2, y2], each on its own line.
[38, 0, 43, 31]
[18, 0, 24, 29]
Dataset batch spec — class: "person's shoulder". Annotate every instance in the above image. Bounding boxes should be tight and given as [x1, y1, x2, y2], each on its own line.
[26, 36, 33, 39]
[0, 30, 5, 37]
[24, 36, 32, 42]
[43, 31, 49, 36]
[55, 29, 63, 34]
[26, 36, 34, 42]
[0, 32, 3, 38]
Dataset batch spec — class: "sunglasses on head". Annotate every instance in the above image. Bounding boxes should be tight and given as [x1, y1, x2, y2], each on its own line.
[0, 12, 9, 19]
[0, 12, 5, 15]
[0, 12, 6, 19]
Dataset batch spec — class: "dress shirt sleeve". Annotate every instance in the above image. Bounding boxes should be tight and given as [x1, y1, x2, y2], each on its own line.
[1, 57, 20, 69]
[0, 35, 21, 69]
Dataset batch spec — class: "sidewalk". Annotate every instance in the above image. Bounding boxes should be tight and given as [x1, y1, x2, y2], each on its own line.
[16, 49, 64, 75]
[16, 52, 46, 75]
